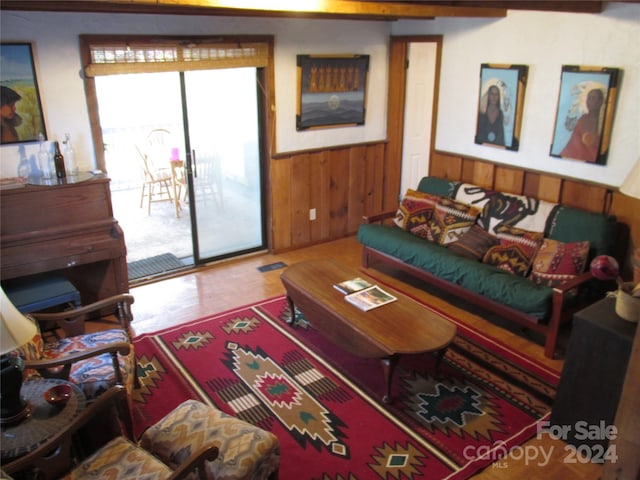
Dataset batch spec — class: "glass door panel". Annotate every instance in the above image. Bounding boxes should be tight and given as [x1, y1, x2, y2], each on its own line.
[182, 68, 265, 263]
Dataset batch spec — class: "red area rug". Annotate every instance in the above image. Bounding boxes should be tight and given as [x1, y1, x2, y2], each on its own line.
[131, 296, 559, 479]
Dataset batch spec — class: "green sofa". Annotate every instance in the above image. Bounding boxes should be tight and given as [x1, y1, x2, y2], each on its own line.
[357, 176, 619, 358]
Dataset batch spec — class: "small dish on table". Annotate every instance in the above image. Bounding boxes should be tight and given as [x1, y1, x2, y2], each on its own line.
[43, 384, 72, 408]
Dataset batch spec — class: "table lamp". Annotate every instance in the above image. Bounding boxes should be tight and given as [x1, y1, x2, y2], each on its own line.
[1, 286, 38, 424]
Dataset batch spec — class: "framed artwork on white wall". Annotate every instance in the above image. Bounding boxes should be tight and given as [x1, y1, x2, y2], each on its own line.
[550, 65, 621, 166]
[296, 54, 369, 131]
[474, 64, 528, 151]
[0, 43, 47, 144]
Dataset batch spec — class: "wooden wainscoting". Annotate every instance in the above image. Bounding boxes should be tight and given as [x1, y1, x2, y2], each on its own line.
[270, 141, 390, 252]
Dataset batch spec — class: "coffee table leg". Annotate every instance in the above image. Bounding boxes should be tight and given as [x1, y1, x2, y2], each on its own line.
[381, 355, 399, 404]
[285, 295, 297, 326]
[434, 347, 449, 378]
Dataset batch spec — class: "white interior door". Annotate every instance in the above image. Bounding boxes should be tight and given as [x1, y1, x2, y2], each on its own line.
[400, 42, 437, 195]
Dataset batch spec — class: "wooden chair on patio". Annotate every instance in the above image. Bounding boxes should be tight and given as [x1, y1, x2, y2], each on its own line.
[136, 129, 175, 215]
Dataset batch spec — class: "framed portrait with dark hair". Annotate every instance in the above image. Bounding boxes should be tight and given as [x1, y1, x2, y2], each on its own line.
[475, 64, 528, 151]
[0, 43, 47, 144]
[550, 65, 621, 165]
[296, 54, 369, 130]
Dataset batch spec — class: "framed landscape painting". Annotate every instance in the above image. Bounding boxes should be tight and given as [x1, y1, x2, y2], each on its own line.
[0, 43, 47, 144]
[550, 65, 621, 165]
[474, 63, 528, 151]
[296, 54, 369, 130]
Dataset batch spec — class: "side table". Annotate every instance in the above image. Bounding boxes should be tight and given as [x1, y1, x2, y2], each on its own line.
[1, 378, 86, 460]
[550, 297, 637, 450]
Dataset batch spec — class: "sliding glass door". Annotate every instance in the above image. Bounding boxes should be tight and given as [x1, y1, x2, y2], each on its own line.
[95, 68, 265, 268]
[182, 68, 265, 263]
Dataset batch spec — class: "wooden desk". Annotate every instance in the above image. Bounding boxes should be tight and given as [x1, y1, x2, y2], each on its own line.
[1, 174, 129, 306]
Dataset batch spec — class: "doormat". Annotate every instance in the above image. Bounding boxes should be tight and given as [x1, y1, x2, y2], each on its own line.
[257, 261, 287, 272]
[128, 253, 186, 281]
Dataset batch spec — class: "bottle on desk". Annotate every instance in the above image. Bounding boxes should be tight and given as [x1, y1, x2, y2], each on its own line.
[53, 141, 66, 179]
[63, 133, 77, 177]
[38, 133, 53, 179]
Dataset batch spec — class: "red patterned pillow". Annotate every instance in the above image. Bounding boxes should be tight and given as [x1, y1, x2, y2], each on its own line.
[427, 197, 480, 245]
[482, 225, 543, 276]
[448, 225, 498, 260]
[394, 189, 440, 232]
[529, 239, 590, 287]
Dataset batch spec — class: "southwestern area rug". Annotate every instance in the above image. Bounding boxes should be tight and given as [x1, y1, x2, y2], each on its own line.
[131, 296, 559, 479]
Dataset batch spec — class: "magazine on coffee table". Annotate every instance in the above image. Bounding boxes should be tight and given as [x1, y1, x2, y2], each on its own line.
[345, 285, 397, 311]
[333, 277, 373, 294]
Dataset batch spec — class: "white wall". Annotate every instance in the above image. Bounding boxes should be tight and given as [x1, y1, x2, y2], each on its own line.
[2, 6, 638, 188]
[392, 3, 640, 187]
[0, 12, 389, 177]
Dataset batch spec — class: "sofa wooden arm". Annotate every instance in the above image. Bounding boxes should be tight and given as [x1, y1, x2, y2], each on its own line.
[552, 271, 594, 295]
[30, 294, 135, 338]
[362, 210, 397, 224]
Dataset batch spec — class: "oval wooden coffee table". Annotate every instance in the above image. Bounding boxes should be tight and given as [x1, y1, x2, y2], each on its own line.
[280, 259, 457, 403]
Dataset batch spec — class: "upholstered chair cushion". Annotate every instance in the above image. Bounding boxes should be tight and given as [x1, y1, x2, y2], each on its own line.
[62, 436, 172, 480]
[39, 329, 135, 401]
[140, 399, 280, 480]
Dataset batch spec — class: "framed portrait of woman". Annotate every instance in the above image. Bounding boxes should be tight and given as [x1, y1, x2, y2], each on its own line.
[475, 64, 528, 151]
[0, 43, 47, 144]
[550, 65, 621, 165]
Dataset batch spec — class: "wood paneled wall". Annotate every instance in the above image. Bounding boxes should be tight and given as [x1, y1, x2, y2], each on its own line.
[270, 142, 387, 252]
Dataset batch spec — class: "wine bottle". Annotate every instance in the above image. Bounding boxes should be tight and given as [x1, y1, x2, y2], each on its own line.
[53, 141, 66, 179]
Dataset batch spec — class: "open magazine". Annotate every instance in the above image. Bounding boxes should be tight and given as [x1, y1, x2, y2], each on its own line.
[344, 285, 397, 311]
[333, 277, 373, 294]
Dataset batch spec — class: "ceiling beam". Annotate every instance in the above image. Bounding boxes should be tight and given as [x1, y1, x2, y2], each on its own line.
[0, 0, 508, 20]
[0, 0, 605, 19]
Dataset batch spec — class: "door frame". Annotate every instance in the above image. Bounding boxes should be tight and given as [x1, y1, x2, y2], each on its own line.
[385, 35, 442, 210]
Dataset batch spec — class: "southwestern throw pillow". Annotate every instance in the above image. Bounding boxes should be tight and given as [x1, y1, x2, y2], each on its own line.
[482, 225, 543, 276]
[427, 197, 481, 245]
[448, 225, 498, 260]
[394, 189, 440, 232]
[529, 239, 590, 287]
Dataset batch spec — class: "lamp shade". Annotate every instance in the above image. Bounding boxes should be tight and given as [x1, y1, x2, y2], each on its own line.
[1, 287, 37, 355]
[620, 158, 640, 200]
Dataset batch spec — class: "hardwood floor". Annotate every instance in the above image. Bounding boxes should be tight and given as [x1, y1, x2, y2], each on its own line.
[125, 235, 603, 480]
